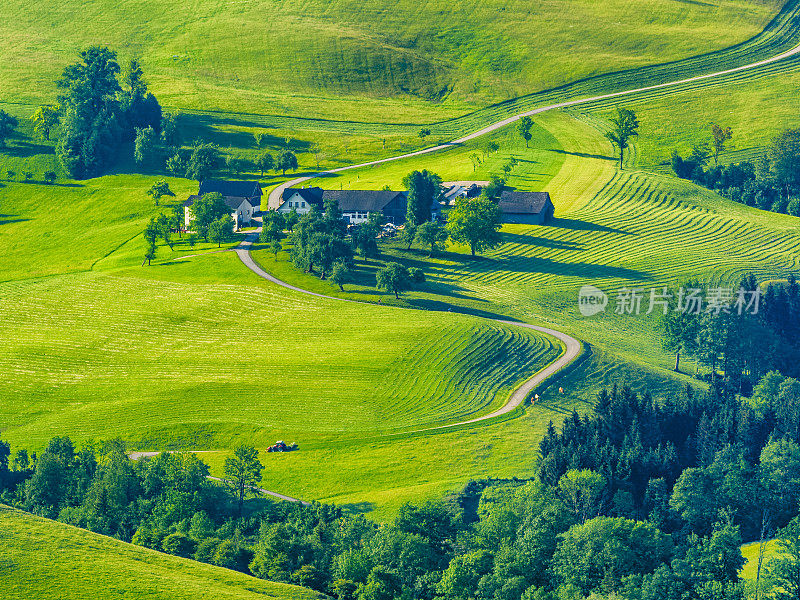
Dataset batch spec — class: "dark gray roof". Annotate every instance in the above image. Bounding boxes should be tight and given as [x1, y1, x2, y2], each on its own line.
[498, 191, 552, 215]
[282, 187, 324, 206]
[199, 180, 263, 198]
[321, 190, 406, 212]
[184, 194, 252, 211]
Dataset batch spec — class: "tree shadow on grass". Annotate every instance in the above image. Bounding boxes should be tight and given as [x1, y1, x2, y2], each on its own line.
[339, 501, 375, 515]
[548, 149, 616, 162]
[181, 113, 312, 153]
[549, 217, 633, 235]
[4, 140, 55, 158]
[502, 232, 586, 251]
[492, 253, 653, 281]
[0, 215, 31, 226]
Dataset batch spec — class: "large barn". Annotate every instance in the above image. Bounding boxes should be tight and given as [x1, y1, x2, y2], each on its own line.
[277, 187, 441, 225]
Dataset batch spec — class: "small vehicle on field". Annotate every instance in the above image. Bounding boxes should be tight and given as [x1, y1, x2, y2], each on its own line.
[267, 440, 299, 453]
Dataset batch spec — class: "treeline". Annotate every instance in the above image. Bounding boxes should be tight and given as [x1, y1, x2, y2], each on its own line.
[672, 127, 800, 217]
[5, 373, 800, 600]
[660, 276, 800, 390]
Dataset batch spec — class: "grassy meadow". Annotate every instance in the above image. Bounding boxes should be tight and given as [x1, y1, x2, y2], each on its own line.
[0, 0, 783, 119]
[0, 505, 321, 600]
[2, 0, 800, 518]
[276, 110, 800, 377]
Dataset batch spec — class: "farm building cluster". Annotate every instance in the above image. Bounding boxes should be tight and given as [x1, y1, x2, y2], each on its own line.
[183, 179, 554, 230]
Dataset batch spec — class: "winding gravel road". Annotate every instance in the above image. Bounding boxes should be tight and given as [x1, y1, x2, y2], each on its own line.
[235, 233, 582, 432]
[267, 42, 800, 209]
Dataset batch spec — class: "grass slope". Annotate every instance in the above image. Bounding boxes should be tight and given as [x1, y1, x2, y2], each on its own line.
[279, 111, 800, 376]
[0, 505, 320, 600]
[0, 0, 782, 119]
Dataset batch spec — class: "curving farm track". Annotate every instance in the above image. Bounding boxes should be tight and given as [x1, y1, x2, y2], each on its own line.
[235, 233, 582, 432]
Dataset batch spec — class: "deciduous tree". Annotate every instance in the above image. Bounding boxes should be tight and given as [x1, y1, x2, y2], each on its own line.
[605, 107, 639, 169]
[31, 106, 59, 141]
[446, 195, 502, 257]
[403, 169, 442, 225]
[376, 262, 413, 299]
[517, 116, 533, 147]
[223, 444, 263, 517]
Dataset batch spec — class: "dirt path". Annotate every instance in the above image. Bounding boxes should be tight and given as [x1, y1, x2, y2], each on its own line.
[235, 232, 582, 432]
[267, 42, 800, 209]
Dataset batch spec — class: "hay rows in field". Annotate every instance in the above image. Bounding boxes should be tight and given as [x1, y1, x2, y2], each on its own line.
[373, 322, 560, 428]
[0, 271, 558, 443]
[434, 172, 800, 297]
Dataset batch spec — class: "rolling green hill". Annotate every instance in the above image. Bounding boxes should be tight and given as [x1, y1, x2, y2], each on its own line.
[0, 0, 784, 120]
[0, 505, 321, 600]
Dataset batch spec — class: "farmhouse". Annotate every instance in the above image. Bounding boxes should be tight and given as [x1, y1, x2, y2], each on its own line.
[277, 187, 441, 225]
[183, 180, 263, 230]
[277, 186, 324, 215]
[498, 191, 554, 225]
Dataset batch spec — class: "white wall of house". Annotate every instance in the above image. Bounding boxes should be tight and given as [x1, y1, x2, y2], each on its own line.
[185, 199, 253, 231]
[343, 211, 375, 224]
[277, 192, 315, 215]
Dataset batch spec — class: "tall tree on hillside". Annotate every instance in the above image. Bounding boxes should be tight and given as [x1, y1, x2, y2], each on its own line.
[146, 179, 172, 207]
[185, 142, 220, 182]
[658, 281, 703, 372]
[277, 149, 298, 175]
[0, 109, 19, 148]
[56, 46, 123, 178]
[31, 106, 60, 141]
[416, 221, 448, 256]
[711, 124, 733, 167]
[403, 169, 442, 226]
[769, 129, 800, 200]
[223, 444, 263, 517]
[208, 214, 233, 247]
[189, 191, 228, 240]
[160, 112, 179, 147]
[133, 126, 157, 166]
[119, 58, 162, 133]
[516, 116, 534, 147]
[256, 152, 275, 177]
[446, 195, 502, 257]
[605, 107, 639, 169]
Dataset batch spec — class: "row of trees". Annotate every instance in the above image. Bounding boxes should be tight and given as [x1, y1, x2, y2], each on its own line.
[2, 169, 58, 184]
[672, 126, 800, 217]
[659, 275, 800, 387]
[6, 369, 800, 600]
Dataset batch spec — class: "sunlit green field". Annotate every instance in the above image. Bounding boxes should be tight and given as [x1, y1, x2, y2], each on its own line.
[281, 110, 800, 376]
[0, 0, 783, 120]
[0, 505, 321, 600]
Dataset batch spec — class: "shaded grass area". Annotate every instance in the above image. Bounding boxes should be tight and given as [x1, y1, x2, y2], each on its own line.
[0, 505, 321, 600]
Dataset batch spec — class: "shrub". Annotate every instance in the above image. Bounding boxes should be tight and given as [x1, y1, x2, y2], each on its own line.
[788, 198, 800, 217]
[161, 532, 196, 558]
[43, 171, 57, 184]
[772, 198, 789, 214]
[408, 267, 426, 284]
